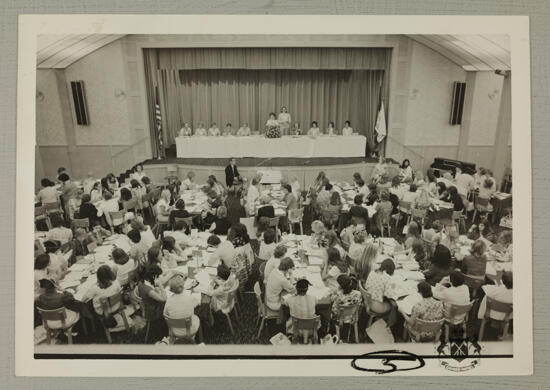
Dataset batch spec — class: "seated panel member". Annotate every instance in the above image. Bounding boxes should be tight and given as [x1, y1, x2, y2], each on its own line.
[307, 121, 321, 137]
[237, 122, 251, 136]
[208, 122, 221, 137]
[342, 120, 353, 136]
[194, 122, 207, 136]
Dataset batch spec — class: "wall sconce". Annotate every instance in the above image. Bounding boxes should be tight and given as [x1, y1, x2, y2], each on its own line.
[488, 89, 500, 100]
[114, 88, 126, 99]
[36, 90, 45, 102]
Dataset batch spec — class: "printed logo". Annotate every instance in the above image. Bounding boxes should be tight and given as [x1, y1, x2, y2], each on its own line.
[437, 333, 482, 372]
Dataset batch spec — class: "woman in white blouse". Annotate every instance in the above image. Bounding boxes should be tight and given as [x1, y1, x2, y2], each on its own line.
[37, 178, 59, 205]
[131, 164, 146, 184]
[265, 112, 279, 129]
[178, 122, 192, 137]
[399, 159, 414, 183]
[307, 121, 321, 137]
[326, 121, 337, 136]
[208, 122, 221, 137]
[237, 122, 251, 137]
[277, 106, 291, 136]
[194, 122, 207, 136]
[155, 189, 172, 223]
[342, 120, 353, 136]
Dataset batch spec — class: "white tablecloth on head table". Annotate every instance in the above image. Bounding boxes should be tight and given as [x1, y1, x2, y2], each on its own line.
[175, 135, 367, 158]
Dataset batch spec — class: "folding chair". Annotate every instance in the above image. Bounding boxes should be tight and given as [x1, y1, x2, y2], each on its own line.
[164, 314, 203, 344]
[254, 281, 281, 339]
[268, 217, 281, 242]
[287, 208, 305, 235]
[99, 291, 131, 344]
[35, 205, 52, 230]
[358, 282, 386, 327]
[37, 307, 79, 345]
[290, 315, 320, 344]
[444, 302, 474, 342]
[403, 318, 444, 342]
[334, 303, 362, 343]
[479, 297, 513, 341]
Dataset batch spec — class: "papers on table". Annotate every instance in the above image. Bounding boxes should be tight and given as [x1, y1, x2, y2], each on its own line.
[396, 292, 422, 315]
[184, 277, 197, 290]
[493, 192, 512, 200]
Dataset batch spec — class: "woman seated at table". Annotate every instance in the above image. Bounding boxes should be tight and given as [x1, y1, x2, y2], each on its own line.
[180, 171, 198, 191]
[90, 181, 103, 204]
[403, 281, 444, 340]
[169, 199, 190, 229]
[399, 159, 414, 183]
[374, 189, 393, 226]
[342, 120, 353, 136]
[478, 177, 496, 201]
[371, 157, 387, 184]
[263, 244, 288, 284]
[209, 206, 232, 236]
[388, 176, 405, 201]
[436, 182, 448, 200]
[307, 121, 321, 137]
[432, 270, 470, 313]
[265, 257, 297, 311]
[178, 122, 192, 137]
[320, 192, 342, 230]
[409, 238, 429, 270]
[477, 217, 497, 244]
[330, 274, 362, 317]
[78, 193, 100, 226]
[365, 183, 379, 206]
[423, 244, 453, 285]
[326, 121, 337, 136]
[259, 228, 277, 261]
[364, 258, 397, 325]
[127, 229, 148, 267]
[206, 235, 236, 268]
[286, 278, 319, 335]
[131, 218, 156, 249]
[81, 265, 123, 316]
[207, 122, 221, 137]
[194, 122, 207, 136]
[45, 214, 73, 244]
[325, 230, 347, 260]
[120, 188, 137, 214]
[105, 173, 120, 192]
[348, 228, 369, 264]
[237, 122, 251, 137]
[163, 275, 200, 337]
[477, 271, 513, 321]
[37, 178, 59, 205]
[161, 236, 185, 270]
[442, 186, 465, 212]
[137, 264, 168, 343]
[210, 263, 239, 314]
[34, 254, 51, 300]
[207, 175, 225, 197]
[426, 168, 438, 196]
[412, 187, 432, 211]
[402, 183, 419, 204]
[36, 278, 81, 331]
[353, 243, 378, 281]
[265, 112, 279, 130]
[461, 240, 488, 280]
[282, 184, 298, 211]
[111, 247, 136, 279]
[349, 195, 369, 228]
[322, 247, 350, 292]
[494, 230, 513, 262]
[155, 189, 172, 224]
[222, 122, 235, 136]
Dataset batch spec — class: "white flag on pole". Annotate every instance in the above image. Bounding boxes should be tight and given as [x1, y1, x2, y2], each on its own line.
[375, 101, 387, 143]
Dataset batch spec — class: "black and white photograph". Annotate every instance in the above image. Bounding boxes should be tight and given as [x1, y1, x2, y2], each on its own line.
[16, 15, 532, 376]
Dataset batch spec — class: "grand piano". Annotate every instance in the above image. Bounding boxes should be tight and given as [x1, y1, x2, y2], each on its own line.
[429, 157, 476, 177]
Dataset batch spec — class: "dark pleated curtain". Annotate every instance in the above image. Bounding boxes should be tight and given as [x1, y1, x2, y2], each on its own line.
[144, 48, 391, 155]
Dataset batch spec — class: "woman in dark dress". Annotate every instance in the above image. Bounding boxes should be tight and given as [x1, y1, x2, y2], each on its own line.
[225, 187, 246, 227]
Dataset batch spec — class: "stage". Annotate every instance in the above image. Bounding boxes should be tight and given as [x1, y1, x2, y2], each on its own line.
[141, 146, 397, 188]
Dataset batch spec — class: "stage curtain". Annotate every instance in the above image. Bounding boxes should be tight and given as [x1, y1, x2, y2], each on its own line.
[157, 68, 386, 148]
[155, 47, 390, 70]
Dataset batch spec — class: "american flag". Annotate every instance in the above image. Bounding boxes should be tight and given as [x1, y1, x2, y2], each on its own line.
[155, 89, 165, 159]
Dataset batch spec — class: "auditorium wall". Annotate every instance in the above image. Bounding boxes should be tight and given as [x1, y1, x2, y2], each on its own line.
[35, 38, 150, 189]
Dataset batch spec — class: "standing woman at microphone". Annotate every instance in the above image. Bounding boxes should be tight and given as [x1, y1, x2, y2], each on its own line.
[277, 106, 292, 136]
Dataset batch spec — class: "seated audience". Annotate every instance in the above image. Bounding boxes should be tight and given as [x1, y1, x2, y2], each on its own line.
[36, 278, 80, 330]
[81, 265, 122, 316]
[263, 244, 288, 283]
[477, 271, 513, 320]
[443, 186, 464, 212]
[111, 247, 136, 278]
[45, 214, 73, 244]
[259, 228, 277, 260]
[349, 195, 369, 226]
[424, 244, 453, 285]
[207, 234, 236, 268]
[265, 257, 296, 311]
[127, 229, 147, 266]
[365, 183, 379, 206]
[209, 206, 232, 235]
[210, 263, 239, 313]
[389, 176, 405, 200]
[161, 236, 185, 270]
[283, 184, 298, 210]
[404, 221, 421, 249]
[461, 240, 488, 280]
[364, 258, 397, 324]
[433, 270, 470, 319]
[330, 274, 362, 316]
[412, 188, 432, 210]
[79, 193, 100, 225]
[169, 199, 191, 229]
[37, 178, 59, 205]
[348, 228, 368, 263]
[163, 275, 200, 338]
[286, 279, 319, 336]
[402, 183, 419, 204]
[403, 281, 444, 339]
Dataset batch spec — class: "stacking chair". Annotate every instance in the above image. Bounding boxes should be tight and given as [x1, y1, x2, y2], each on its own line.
[174, 216, 194, 231]
[334, 303, 362, 343]
[71, 218, 90, 232]
[107, 211, 125, 231]
[151, 203, 169, 237]
[288, 208, 305, 235]
[268, 217, 281, 242]
[471, 196, 493, 223]
[35, 205, 51, 230]
[43, 201, 64, 220]
[164, 314, 203, 344]
[444, 302, 474, 342]
[358, 281, 386, 328]
[37, 307, 80, 345]
[377, 207, 392, 237]
[479, 297, 513, 341]
[290, 315, 321, 344]
[451, 210, 467, 234]
[409, 208, 427, 226]
[403, 318, 444, 342]
[254, 281, 282, 340]
[395, 200, 412, 228]
[118, 267, 138, 289]
[462, 274, 485, 299]
[99, 291, 131, 344]
[219, 280, 240, 336]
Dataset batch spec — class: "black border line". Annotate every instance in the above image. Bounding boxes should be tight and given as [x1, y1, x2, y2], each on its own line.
[35, 353, 513, 360]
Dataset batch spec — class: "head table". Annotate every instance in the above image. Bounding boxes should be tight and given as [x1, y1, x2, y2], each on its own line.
[175, 135, 367, 159]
